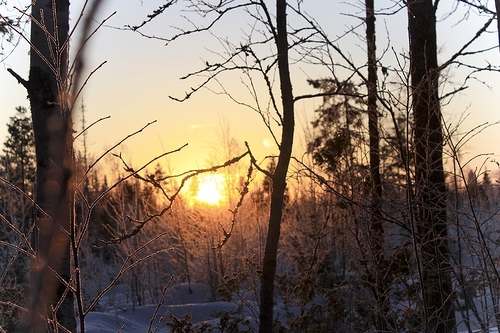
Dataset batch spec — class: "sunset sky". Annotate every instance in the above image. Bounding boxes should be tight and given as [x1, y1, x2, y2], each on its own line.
[0, 0, 499, 177]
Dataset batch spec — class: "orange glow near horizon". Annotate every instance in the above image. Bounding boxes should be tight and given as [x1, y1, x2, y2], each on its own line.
[190, 174, 227, 206]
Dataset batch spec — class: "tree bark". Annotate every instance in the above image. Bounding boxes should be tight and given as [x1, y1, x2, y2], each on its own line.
[495, 0, 500, 52]
[366, 0, 388, 330]
[26, 0, 76, 332]
[407, 1, 456, 332]
[258, 0, 294, 332]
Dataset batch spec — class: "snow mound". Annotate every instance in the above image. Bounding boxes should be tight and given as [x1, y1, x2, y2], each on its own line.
[84, 283, 239, 333]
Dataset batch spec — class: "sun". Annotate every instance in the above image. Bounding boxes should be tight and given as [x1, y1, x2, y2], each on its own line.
[193, 174, 227, 206]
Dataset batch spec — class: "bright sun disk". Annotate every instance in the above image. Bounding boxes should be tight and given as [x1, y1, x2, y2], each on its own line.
[194, 174, 227, 205]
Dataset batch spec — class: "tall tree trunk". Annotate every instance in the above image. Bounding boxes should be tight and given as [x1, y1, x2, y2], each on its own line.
[366, 0, 388, 330]
[258, 0, 294, 332]
[407, 1, 456, 332]
[495, 0, 500, 52]
[27, 0, 76, 332]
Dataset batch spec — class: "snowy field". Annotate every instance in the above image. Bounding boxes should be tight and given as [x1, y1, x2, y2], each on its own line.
[85, 283, 256, 333]
[82, 282, 500, 333]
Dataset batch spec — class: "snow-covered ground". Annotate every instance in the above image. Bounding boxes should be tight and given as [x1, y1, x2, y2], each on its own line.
[84, 283, 252, 333]
[85, 301, 239, 333]
[83, 282, 500, 333]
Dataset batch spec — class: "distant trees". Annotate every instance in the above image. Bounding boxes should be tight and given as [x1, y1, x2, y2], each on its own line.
[306, 76, 395, 330]
[0, 106, 35, 331]
[2, 107, 35, 193]
[307, 79, 366, 176]
[0, 106, 34, 285]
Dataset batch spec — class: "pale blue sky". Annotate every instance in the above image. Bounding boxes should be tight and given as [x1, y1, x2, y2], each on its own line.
[0, 0, 499, 175]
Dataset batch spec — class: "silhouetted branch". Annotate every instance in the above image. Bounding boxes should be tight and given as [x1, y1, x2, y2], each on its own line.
[107, 149, 251, 243]
[214, 162, 253, 248]
[77, 120, 158, 188]
[7, 68, 29, 89]
[128, 2, 255, 46]
[73, 115, 111, 140]
[129, 1, 177, 31]
[439, 15, 495, 71]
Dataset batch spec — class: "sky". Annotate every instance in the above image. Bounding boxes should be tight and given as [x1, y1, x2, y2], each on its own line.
[0, 0, 499, 179]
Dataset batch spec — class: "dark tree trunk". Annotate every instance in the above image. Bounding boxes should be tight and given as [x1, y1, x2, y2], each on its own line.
[407, 1, 456, 332]
[26, 0, 76, 332]
[258, 0, 294, 332]
[366, 0, 388, 330]
[496, 0, 500, 52]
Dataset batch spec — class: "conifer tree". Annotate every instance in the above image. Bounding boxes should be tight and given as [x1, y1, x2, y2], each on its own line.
[2, 107, 35, 193]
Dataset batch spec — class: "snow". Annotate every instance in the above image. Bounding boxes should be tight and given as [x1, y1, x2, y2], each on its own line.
[85, 302, 238, 333]
[84, 283, 243, 333]
[83, 282, 500, 333]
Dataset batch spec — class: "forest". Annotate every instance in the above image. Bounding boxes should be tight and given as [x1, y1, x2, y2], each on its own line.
[0, 0, 500, 332]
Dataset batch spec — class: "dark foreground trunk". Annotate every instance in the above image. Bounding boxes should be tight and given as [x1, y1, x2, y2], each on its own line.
[366, 0, 389, 330]
[26, 0, 76, 332]
[407, 1, 456, 332]
[258, 0, 294, 332]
